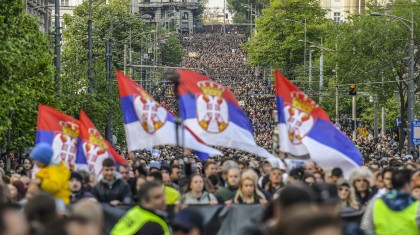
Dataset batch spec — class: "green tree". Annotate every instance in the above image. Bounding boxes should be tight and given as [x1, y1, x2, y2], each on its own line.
[61, 0, 184, 146]
[244, 0, 330, 80]
[0, 0, 59, 153]
[323, 0, 420, 149]
[161, 34, 185, 67]
[227, 0, 269, 23]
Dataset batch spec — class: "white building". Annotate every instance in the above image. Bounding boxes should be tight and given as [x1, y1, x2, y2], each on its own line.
[320, 0, 366, 22]
[52, 0, 85, 29]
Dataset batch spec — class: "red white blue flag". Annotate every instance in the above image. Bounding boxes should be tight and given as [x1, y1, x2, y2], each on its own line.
[36, 105, 80, 169]
[76, 110, 127, 176]
[116, 71, 223, 158]
[176, 69, 275, 160]
[275, 70, 362, 177]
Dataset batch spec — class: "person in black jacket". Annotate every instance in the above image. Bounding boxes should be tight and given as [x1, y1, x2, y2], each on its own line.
[92, 158, 131, 206]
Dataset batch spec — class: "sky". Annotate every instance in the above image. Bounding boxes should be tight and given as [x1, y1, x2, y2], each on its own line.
[207, 0, 224, 8]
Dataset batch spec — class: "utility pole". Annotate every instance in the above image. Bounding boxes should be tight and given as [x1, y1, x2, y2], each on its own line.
[335, 65, 339, 124]
[374, 96, 379, 143]
[408, 9, 415, 154]
[54, 0, 61, 96]
[304, 18, 307, 77]
[381, 106, 386, 137]
[309, 49, 314, 83]
[88, 0, 93, 93]
[352, 96, 357, 141]
[124, 43, 127, 74]
[105, 12, 113, 144]
[319, 38, 323, 104]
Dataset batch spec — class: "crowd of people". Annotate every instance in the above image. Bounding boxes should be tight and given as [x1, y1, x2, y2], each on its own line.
[2, 25, 420, 235]
[1, 142, 420, 235]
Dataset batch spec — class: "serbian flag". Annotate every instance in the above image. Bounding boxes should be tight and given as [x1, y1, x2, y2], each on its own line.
[116, 71, 222, 158]
[176, 69, 275, 160]
[275, 70, 362, 177]
[76, 110, 127, 176]
[36, 105, 80, 169]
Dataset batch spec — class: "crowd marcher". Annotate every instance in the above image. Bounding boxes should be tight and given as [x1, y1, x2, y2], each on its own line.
[181, 174, 218, 205]
[69, 171, 92, 204]
[361, 169, 420, 235]
[91, 158, 132, 205]
[231, 169, 268, 205]
[112, 181, 169, 235]
[214, 167, 240, 203]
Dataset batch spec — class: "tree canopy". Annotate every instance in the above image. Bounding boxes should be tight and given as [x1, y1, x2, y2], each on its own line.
[0, 0, 59, 153]
[244, 0, 331, 80]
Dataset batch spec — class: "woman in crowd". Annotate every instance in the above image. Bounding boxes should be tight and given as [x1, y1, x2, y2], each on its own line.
[19, 157, 33, 177]
[337, 181, 359, 210]
[232, 169, 267, 205]
[7, 181, 26, 203]
[182, 174, 218, 205]
[349, 167, 376, 206]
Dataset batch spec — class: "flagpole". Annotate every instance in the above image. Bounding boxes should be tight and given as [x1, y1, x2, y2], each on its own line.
[164, 70, 184, 149]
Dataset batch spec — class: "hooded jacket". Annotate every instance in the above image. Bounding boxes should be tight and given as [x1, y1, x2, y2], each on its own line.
[361, 190, 420, 235]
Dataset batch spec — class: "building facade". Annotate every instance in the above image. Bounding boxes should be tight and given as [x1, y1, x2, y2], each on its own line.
[26, 0, 84, 33]
[26, 0, 53, 33]
[135, 0, 199, 35]
[320, 0, 365, 22]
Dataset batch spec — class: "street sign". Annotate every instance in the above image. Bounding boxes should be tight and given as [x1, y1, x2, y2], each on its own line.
[394, 117, 402, 127]
[411, 120, 420, 145]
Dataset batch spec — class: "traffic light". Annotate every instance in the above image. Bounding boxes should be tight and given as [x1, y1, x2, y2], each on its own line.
[349, 84, 357, 96]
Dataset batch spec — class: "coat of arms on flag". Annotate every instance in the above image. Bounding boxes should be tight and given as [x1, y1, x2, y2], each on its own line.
[36, 105, 80, 169]
[84, 127, 108, 172]
[134, 90, 167, 134]
[275, 70, 362, 177]
[76, 110, 126, 176]
[196, 81, 229, 133]
[285, 92, 317, 144]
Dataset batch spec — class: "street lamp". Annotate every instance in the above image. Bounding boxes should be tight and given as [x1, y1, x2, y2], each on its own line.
[289, 18, 307, 77]
[309, 49, 314, 83]
[371, 11, 415, 154]
[307, 41, 339, 123]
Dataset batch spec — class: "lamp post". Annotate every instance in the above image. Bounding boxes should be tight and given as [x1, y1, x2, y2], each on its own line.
[290, 18, 307, 77]
[309, 49, 314, 83]
[307, 41, 338, 118]
[54, 0, 60, 96]
[371, 11, 415, 154]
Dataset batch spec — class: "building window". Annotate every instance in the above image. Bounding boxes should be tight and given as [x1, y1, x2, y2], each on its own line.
[334, 12, 341, 23]
[61, 0, 69, 6]
[182, 12, 189, 20]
